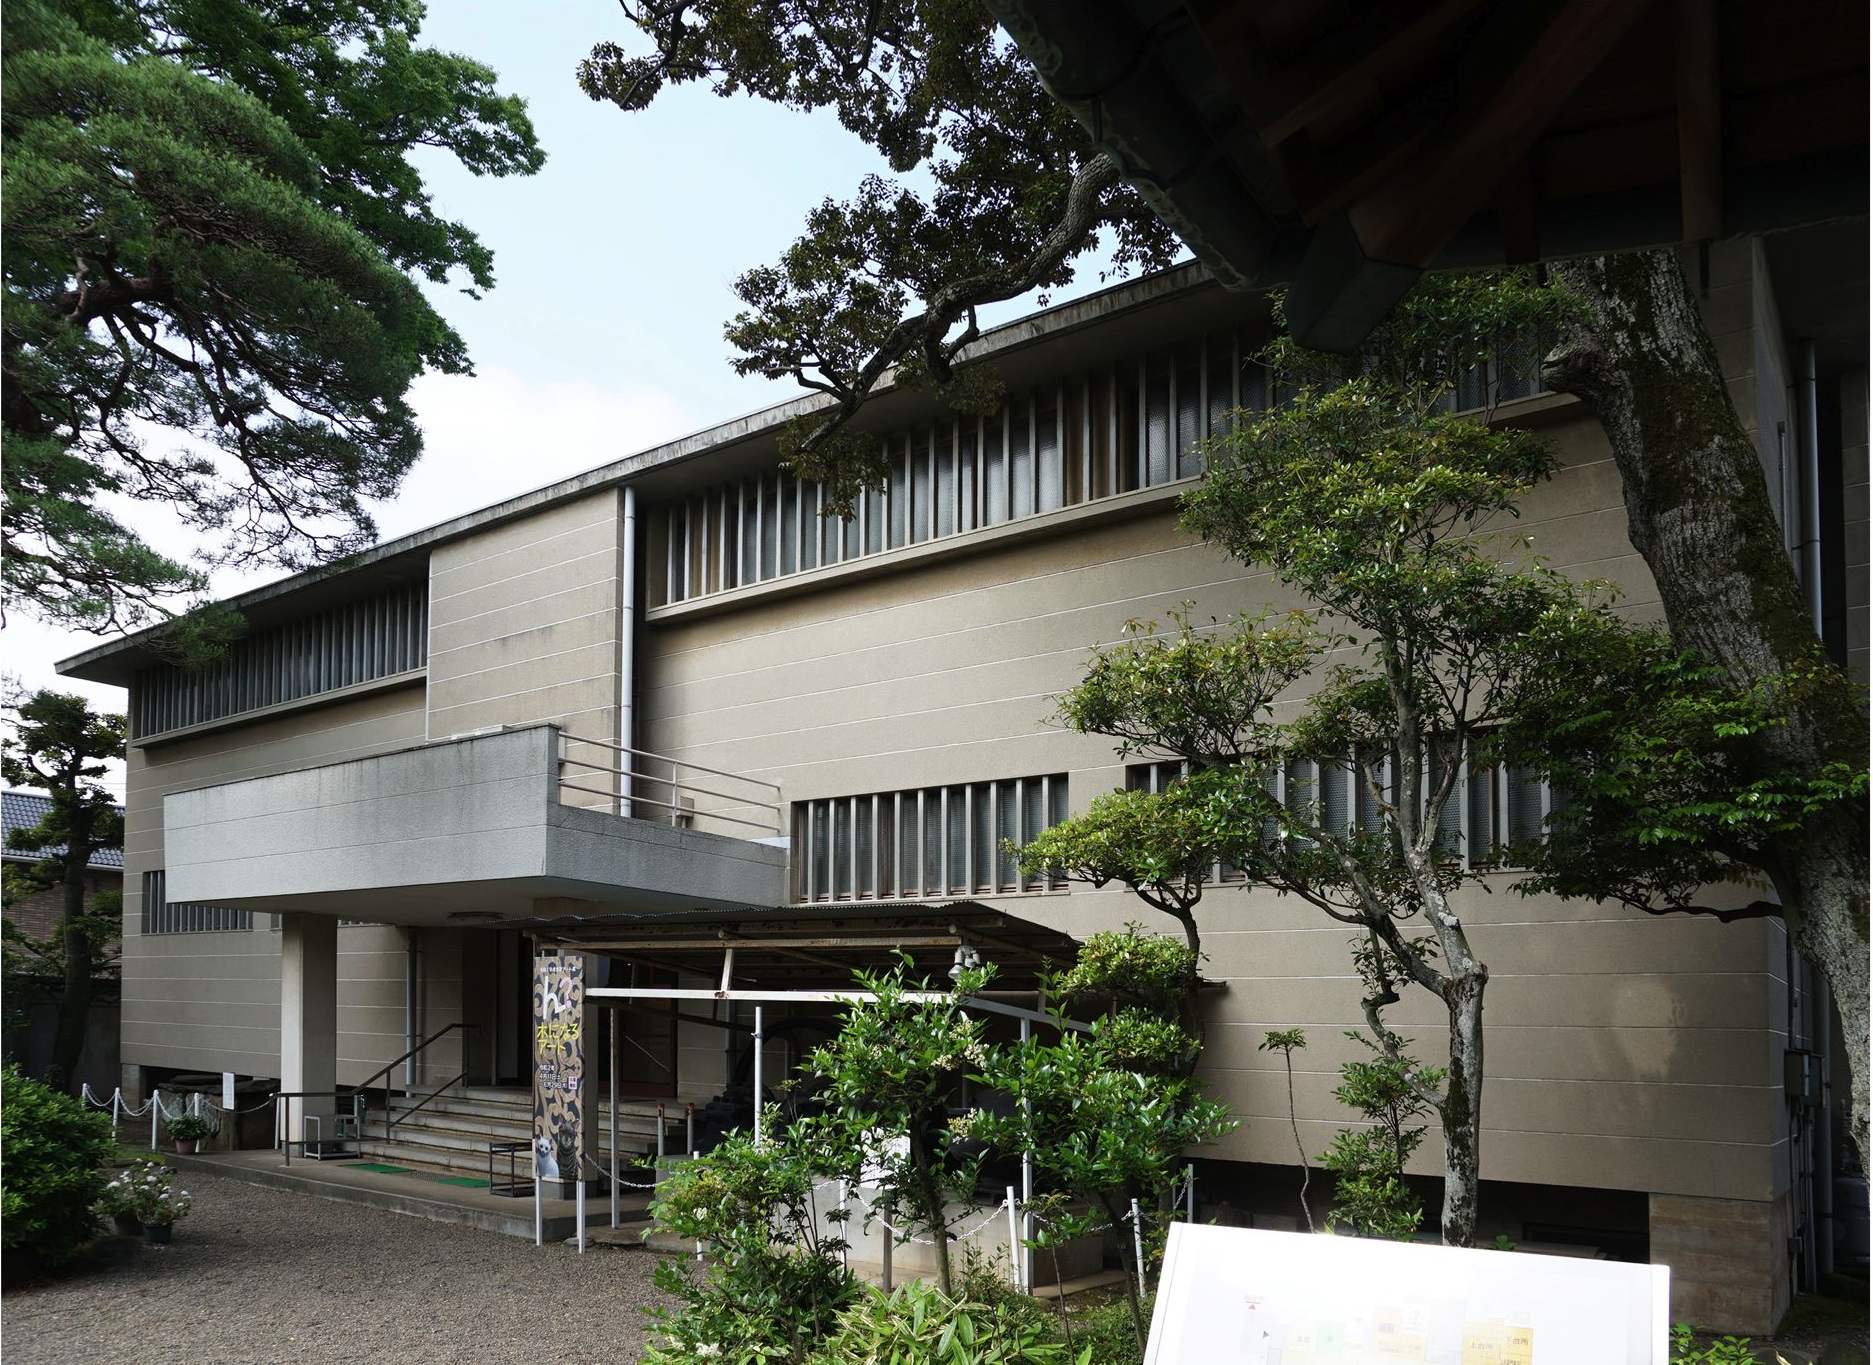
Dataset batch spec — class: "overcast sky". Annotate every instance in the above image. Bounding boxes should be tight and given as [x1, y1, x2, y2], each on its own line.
[3, 1, 1155, 795]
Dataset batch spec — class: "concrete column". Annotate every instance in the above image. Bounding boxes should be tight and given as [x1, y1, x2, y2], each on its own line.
[280, 913, 338, 1149]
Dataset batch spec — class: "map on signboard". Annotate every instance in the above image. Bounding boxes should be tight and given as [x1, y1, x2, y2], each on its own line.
[1146, 1224, 1668, 1364]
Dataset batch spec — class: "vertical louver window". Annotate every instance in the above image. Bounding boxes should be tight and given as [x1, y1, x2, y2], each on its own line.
[795, 775, 1070, 902]
[142, 870, 251, 933]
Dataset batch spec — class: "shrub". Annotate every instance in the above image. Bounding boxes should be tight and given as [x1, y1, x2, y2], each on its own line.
[1072, 1293, 1152, 1365]
[164, 1112, 214, 1141]
[806, 1281, 1085, 1365]
[0, 1063, 114, 1272]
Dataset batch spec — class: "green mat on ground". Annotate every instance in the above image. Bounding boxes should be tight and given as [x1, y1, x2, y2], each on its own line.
[353, 1163, 413, 1173]
[432, 1176, 487, 1187]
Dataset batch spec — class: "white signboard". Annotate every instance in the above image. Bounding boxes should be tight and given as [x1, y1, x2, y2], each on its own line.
[1146, 1224, 1669, 1364]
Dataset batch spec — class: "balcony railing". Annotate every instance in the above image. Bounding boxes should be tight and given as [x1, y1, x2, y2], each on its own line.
[557, 733, 784, 839]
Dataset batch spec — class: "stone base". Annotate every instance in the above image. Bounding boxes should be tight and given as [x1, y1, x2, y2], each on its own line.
[1651, 1191, 1794, 1335]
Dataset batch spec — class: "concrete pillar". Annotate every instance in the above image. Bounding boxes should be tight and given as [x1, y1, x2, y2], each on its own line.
[1650, 1191, 1794, 1336]
[280, 913, 338, 1149]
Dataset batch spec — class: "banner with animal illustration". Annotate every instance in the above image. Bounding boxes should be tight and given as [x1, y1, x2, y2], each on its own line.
[532, 953, 584, 1188]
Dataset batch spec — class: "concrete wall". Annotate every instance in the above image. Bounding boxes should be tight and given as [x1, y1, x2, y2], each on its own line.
[634, 399, 1782, 1213]
[121, 682, 448, 1083]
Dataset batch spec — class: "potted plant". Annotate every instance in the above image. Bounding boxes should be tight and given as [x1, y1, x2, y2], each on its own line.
[117, 1160, 192, 1243]
[165, 1111, 214, 1154]
[96, 1169, 145, 1236]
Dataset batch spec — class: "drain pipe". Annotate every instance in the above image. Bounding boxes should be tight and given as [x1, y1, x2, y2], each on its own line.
[404, 927, 420, 1088]
[619, 486, 638, 818]
[1798, 341, 1837, 1275]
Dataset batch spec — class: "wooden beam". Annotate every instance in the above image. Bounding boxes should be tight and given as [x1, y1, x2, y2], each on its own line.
[1675, 0, 1723, 240]
[1348, 0, 1655, 267]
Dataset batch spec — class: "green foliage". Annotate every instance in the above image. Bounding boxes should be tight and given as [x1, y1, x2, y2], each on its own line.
[2, 0, 542, 631]
[1319, 1033, 1438, 1241]
[0, 1063, 115, 1271]
[1500, 617, 1869, 919]
[3, 688, 127, 1090]
[581, 1, 1178, 506]
[800, 958, 991, 1296]
[98, 1158, 191, 1226]
[1668, 1325, 1786, 1365]
[971, 1013, 1233, 1350]
[643, 1131, 857, 1365]
[805, 1280, 1085, 1365]
[164, 1111, 213, 1141]
[1070, 1294, 1151, 1365]
[1048, 926, 1199, 1022]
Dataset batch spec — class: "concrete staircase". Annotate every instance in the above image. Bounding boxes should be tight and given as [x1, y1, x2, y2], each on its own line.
[352, 1086, 688, 1182]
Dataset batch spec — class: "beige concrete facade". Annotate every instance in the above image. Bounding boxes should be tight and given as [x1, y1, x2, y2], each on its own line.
[74, 244, 1862, 1336]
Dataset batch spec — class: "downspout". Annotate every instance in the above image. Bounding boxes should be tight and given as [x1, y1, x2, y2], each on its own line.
[1800, 340, 1836, 1274]
[1800, 343, 1824, 626]
[404, 926, 420, 1088]
[620, 486, 638, 817]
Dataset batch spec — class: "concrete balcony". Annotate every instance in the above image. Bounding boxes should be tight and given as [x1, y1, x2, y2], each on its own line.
[162, 725, 789, 925]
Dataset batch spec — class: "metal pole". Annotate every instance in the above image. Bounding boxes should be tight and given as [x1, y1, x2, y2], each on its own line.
[881, 1211, 893, 1291]
[657, 1102, 667, 1165]
[112, 1090, 121, 1142]
[610, 1010, 621, 1229]
[151, 1088, 160, 1151]
[1186, 1163, 1196, 1224]
[1130, 1198, 1146, 1299]
[753, 1005, 765, 1146]
[534, 1170, 543, 1248]
[686, 1101, 695, 1154]
[1006, 1186, 1020, 1288]
[619, 484, 638, 818]
[576, 1176, 587, 1254]
[1019, 1017, 1034, 1293]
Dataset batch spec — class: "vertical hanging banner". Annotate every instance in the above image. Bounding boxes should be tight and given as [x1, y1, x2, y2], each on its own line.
[532, 953, 584, 1194]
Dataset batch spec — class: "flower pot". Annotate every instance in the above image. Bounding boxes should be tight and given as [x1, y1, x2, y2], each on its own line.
[112, 1215, 143, 1237]
[173, 1139, 198, 1155]
[145, 1222, 173, 1244]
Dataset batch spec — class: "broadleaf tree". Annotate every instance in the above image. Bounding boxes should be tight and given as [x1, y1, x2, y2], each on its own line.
[2, 0, 543, 639]
[1542, 251, 1870, 1166]
[1022, 275, 1647, 1248]
[2, 691, 126, 1095]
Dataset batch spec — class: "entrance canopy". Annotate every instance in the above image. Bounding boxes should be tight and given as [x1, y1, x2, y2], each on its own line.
[530, 899, 1083, 995]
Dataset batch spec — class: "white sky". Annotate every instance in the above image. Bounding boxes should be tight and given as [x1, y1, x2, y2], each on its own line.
[2, 1, 1153, 797]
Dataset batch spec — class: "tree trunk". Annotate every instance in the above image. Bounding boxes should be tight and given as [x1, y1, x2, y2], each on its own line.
[51, 860, 94, 1095]
[1438, 972, 1486, 1247]
[1546, 249, 1871, 1168]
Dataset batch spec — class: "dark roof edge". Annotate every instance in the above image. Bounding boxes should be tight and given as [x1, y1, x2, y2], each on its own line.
[58, 260, 1214, 682]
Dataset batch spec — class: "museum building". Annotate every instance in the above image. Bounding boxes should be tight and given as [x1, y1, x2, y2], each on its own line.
[59, 237, 1866, 1335]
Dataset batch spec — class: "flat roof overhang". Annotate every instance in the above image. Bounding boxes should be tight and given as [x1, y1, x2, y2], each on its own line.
[532, 900, 1084, 995]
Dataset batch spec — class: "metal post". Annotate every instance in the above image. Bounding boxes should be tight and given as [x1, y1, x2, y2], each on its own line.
[610, 1012, 621, 1229]
[534, 1170, 543, 1248]
[881, 1213, 893, 1291]
[111, 1090, 121, 1142]
[1186, 1163, 1196, 1224]
[576, 1176, 587, 1254]
[752, 1005, 765, 1146]
[1006, 1186, 1020, 1288]
[686, 1101, 695, 1154]
[657, 1103, 667, 1165]
[1130, 1198, 1146, 1299]
[839, 1180, 851, 1271]
[151, 1088, 161, 1151]
[1019, 1017, 1034, 1293]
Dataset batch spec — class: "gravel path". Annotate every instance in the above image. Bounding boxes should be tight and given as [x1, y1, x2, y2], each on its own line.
[3, 1170, 674, 1364]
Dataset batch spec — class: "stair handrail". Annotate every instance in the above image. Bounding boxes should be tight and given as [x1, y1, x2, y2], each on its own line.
[353, 1021, 478, 1140]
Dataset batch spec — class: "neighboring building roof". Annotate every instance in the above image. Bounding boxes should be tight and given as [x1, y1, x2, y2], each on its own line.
[1, 790, 125, 871]
[989, 0, 1869, 350]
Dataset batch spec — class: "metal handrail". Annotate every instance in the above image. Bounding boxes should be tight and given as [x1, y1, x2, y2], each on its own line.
[352, 1021, 477, 1141]
[557, 732, 785, 836]
[557, 734, 782, 795]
